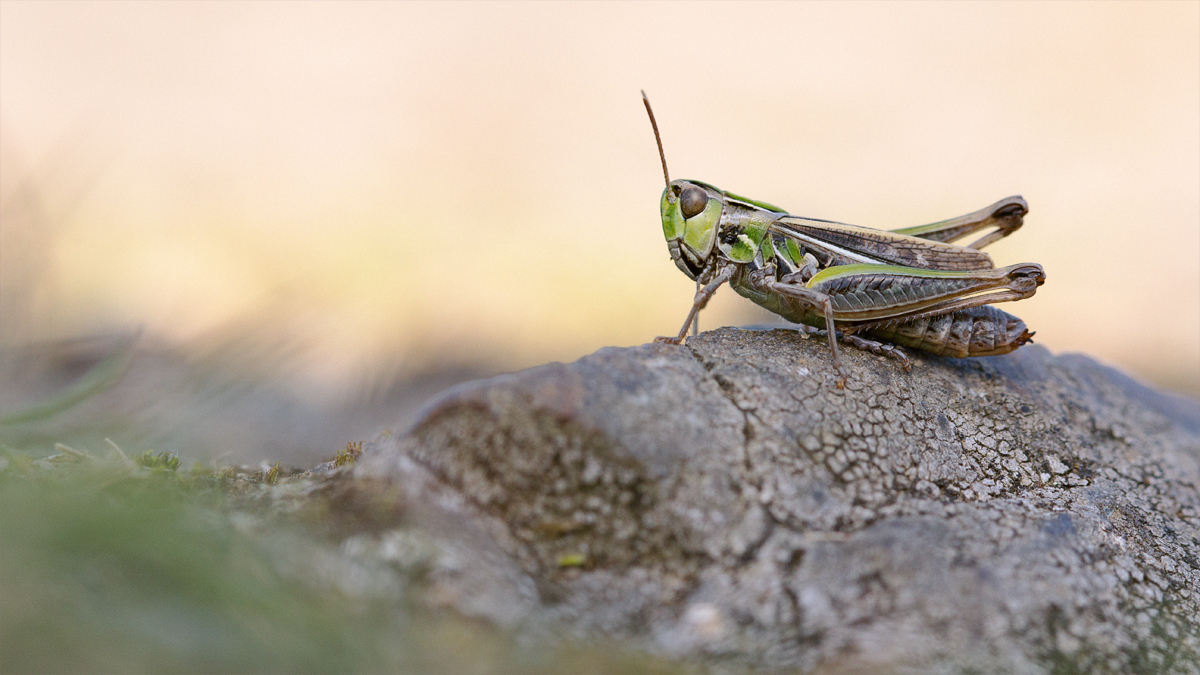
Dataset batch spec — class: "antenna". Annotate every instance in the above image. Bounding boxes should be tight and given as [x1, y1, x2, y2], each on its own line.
[641, 91, 673, 199]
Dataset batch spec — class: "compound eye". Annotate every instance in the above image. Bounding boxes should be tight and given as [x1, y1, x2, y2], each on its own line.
[680, 184, 708, 219]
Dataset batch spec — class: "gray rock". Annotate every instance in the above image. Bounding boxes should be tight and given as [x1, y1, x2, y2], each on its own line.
[355, 327, 1200, 674]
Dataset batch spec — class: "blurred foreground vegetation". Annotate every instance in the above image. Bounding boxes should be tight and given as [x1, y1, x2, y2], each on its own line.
[1, 443, 466, 673]
[0, 442, 676, 674]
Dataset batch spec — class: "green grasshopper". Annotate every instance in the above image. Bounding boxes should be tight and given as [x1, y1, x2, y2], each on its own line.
[642, 92, 1046, 380]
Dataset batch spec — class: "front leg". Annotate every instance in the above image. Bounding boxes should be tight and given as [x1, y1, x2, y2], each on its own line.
[655, 265, 736, 345]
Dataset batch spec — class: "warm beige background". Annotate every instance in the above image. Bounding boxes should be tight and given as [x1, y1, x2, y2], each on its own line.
[2, 1, 1197, 397]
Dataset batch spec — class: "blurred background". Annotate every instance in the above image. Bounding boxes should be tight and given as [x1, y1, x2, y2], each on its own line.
[2, 1, 1197, 465]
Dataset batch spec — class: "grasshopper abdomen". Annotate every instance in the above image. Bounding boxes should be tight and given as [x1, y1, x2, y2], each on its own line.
[863, 305, 1034, 358]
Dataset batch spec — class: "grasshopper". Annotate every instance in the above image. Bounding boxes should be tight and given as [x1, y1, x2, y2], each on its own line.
[642, 92, 1046, 380]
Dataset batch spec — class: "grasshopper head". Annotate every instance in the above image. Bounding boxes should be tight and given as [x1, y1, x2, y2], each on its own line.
[661, 179, 723, 264]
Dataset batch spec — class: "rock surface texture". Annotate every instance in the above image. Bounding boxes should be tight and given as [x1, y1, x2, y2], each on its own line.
[355, 328, 1200, 674]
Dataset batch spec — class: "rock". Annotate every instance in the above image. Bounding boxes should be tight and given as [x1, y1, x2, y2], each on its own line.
[354, 327, 1200, 673]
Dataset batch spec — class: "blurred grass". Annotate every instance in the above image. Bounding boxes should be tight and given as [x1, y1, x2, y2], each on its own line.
[2, 451, 413, 673]
[0, 446, 682, 674]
